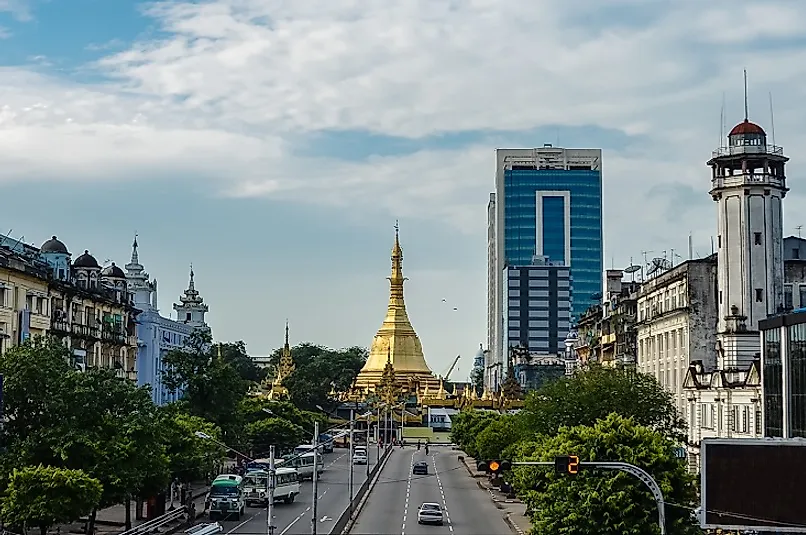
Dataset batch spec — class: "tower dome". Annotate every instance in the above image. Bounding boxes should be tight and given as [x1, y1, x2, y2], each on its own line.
[74, 250, 100, 268]
[102, 262, 126, 279]
[41, 236, 69, 254]
[729, 119, 765, 136]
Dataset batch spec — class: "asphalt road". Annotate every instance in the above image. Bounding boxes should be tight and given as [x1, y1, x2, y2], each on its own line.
[349, 447, 512, 535]
[210, 446, 376, 535]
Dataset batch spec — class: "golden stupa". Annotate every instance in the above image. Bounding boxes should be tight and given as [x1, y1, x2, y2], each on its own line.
[268, 321, 295, 401]
[353, 223, 440, 397]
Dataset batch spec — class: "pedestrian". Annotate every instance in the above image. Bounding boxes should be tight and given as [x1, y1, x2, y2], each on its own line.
[187, 501, 196, 527]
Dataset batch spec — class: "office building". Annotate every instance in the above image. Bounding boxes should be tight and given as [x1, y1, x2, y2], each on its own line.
[760, 310, 806, 438]
[487, 145, 603, 389]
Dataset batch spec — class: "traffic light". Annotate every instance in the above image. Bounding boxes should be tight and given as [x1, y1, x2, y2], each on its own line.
[477, 459, 512, 475]
[554, 455, 580, 475]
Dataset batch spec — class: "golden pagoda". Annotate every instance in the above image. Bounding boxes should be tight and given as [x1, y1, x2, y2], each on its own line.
[268, 321, 295, 401]
[353, 223, 440, 397]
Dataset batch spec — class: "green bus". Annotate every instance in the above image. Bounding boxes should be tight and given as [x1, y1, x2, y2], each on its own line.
[207, 474, 246, 520]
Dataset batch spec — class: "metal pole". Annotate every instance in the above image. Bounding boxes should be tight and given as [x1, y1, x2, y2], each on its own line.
[348, 409, 355, 515]
[267, 445, 275, 535]
[311, 421, 319, 535]
[376, 407, 381, 463]
[514, 461, 666, 535]
[401, 403, 405, 445]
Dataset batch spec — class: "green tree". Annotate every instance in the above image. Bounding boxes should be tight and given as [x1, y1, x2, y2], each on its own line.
[449, 410, 500, 457]
[510, 413, 699, 535]
[158, 407, 226, 484]
[1, 465, 102, 535]
[474, 414, 529, 461]
[522, 366, 685, 442]
[501, 369, 523, 400]
[162, 330, 250, 441]
[247, 418, 305, 456]
[267, 343, 366, 410]
[215, 341, 268, 383]
[55, 369, 170, 534]
[469, 367, 483, 396]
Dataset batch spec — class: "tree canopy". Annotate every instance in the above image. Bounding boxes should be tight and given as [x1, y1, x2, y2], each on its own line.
[158, 406, 227, 484]
[1, 465, 102, 535]
[509, 413, 699, 535]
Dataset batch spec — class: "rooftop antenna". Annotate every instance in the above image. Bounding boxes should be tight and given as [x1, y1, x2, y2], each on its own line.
[688, 232, 693, 260]
[797, 225, 803, 239]
[769, 92, 776, 146]
[720, 92, 725, 145]
[743, 69, 749, 121]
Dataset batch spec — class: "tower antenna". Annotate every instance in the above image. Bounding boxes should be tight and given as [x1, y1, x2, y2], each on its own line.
[769, 92, 776, 147]
[743, 69, 749, 121]
[720, 92, 725, 145]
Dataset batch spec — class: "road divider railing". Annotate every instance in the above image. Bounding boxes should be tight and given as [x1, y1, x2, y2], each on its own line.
[117, 506, 188, 535]
[336, 445, 394, 535]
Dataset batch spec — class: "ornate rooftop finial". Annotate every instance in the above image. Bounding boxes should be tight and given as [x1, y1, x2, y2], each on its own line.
[131, 232, 139, 264]
[189, 263, 195, 291]
[284, 318, 290, 350]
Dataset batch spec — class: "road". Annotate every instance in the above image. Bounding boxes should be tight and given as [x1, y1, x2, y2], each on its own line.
[211, 446, 377, 535]
[350, 447, 512, 535]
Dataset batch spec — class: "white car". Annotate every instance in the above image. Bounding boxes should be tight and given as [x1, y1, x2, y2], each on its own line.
[353, 453, 368, 465]
[417, 503, 444, 525]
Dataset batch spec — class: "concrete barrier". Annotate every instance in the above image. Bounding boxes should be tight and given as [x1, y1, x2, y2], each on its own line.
[334, 446, 393, 535]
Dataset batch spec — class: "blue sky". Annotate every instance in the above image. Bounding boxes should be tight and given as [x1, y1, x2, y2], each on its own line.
[3, 0, 806, 380]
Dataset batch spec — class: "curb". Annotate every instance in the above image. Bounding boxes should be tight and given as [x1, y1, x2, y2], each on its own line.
[504, 512, 527, 535]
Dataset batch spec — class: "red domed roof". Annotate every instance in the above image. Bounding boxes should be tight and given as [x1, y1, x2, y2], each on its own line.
[729, 120, 766, 136]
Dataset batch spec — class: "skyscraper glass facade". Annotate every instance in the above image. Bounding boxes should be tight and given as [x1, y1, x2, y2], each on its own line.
[503, 167, 603, 320]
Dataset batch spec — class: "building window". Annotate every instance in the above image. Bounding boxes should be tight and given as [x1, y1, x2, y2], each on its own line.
[789, 323, 806, 438]
[800, 285, 806, 308]
[754, 232, 762, 245]
[763, 327, 784, 437]
[719, 291, 723, 304]
[718, 235, 722, 248]
[0, 287, 5, 307]
[794, 248, 801, 260]
[185, 312, 191, 321]
[785, 285, 794, 310]
[756, 288, 764, 302]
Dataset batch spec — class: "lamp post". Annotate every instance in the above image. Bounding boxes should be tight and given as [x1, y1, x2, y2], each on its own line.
[311, 421, 319, 535]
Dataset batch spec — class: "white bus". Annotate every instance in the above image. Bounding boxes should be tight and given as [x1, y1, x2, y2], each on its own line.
[243, 468, 300, 506]
[277, 452, 324, 480]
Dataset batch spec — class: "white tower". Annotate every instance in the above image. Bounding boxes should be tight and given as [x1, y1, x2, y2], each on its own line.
[124, 235, 155, 310]
[173, 266, 210, 332]
[708, 85, 787, 368]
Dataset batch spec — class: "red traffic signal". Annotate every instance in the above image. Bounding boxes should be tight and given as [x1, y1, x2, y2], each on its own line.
[477, 459, 512, 475]
[554, 455, 580, 475]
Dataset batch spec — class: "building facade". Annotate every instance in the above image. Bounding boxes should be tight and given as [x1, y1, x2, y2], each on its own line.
[488, 146, 603, 389]
[709, 118, 787, 368]
[502, 259, 572, 356]
[759, 310, 806, 439]
[125, 237, 210, 405]
[636, 256, 719, 415]
[0, 246, 52, 353]
[783, 236, 806, 310]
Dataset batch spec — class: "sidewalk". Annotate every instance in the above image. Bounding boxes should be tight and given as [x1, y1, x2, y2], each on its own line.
[55, 484, 211, 535]
[458, 453, 532, 535]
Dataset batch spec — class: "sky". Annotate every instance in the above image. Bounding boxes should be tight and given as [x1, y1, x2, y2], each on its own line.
[3, 0, 806, 381]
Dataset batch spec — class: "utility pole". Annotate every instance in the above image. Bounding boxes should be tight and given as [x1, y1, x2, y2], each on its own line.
[267, 445, 275, 535]
[348, 409, 355, 516]
[311, 421, 319, 535]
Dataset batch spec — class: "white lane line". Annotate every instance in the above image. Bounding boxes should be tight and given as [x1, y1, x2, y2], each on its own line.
[225, 516, 253, 534]
[401, 450, 415, 535]
[327, 453, 346, 467]
[318, 488, 328, 499]
[279, 508, 307, 535]
[432, 454, 454, 533]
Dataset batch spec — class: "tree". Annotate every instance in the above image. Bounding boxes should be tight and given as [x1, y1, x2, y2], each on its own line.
[267, 343, 367, 410]
[501, 369, 523, 400]
[522, 366, 685, 442]
[247, 418, 305, 456]
[162, 330, 249, 441]
[158, 407, 226, 484]
[469, 367, 484, 396]
[215, 341, 268, 383]
[510, 413, 700, 535]
[449, 410, 500, 458]
[55, 369, 170, 534]
[1, 465, 102, 535]
[474, 414, 529, 461]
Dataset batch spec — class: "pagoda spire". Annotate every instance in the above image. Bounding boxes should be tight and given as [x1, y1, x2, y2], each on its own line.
[131, 233, 139, 264]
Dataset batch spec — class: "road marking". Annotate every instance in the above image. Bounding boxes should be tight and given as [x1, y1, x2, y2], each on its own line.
[432, 454, 454, 533]
[401, 450, 415, 535]
[225, 516, 253, 534]
[318, 488, 328, 499]
[279, 509, 307, 535]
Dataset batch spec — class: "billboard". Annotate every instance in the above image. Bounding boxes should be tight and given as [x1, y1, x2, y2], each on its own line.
[701, 438, 806, 532]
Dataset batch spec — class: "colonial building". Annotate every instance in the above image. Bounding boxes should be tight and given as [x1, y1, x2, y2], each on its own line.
[39, 237, 139, 379]
[125, 236, 210, 405]
[0, 245, 52, 353]
[636, 255, 718, 415]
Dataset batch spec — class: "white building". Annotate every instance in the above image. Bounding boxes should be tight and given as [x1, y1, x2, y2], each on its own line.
[125, 237, 211, 405]
[683, 112, 788, 470]
[636, 256, 718, 416]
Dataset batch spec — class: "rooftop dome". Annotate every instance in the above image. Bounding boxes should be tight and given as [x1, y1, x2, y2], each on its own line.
[40, 236, 69, 254]
[729, 119, 766, 136]
[102, 262, 125, 278]
[73, 250, 100, 269]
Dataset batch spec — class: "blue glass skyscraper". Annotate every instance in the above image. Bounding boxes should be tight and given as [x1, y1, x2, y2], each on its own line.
[487, 145, 603, 389]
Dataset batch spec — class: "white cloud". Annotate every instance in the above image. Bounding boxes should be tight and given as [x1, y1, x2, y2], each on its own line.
[3, 0, 806, 266]
[0, 0, 31, 20]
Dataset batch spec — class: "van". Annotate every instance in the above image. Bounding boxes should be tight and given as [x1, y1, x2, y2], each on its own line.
[208, 474, 245, 520]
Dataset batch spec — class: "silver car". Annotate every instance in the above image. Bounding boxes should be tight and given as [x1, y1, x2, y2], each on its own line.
[417, 503, 444, 525]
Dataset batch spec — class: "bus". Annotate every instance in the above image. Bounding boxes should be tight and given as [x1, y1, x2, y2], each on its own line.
[208, 474, 246, 520]
[277, 452, 324, 480]
[243, 468, 300, 506]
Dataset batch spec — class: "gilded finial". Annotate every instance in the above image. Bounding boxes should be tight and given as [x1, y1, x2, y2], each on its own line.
[284, 319, 290, 349]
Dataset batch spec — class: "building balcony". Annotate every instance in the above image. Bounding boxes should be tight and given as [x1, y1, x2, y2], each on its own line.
[711, 144, 783, 158]
[50, 318, 70, 334]
[101, 329, 127, 345]
[71, 323, 100, 339]
[601, 333, 616, 346]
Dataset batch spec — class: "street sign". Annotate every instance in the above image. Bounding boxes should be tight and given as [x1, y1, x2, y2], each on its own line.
[554, 455, 580, 475]
[701, 438, 806, 532]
